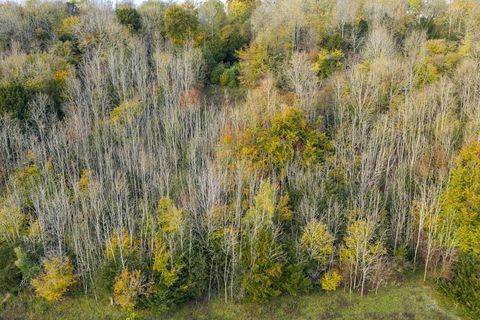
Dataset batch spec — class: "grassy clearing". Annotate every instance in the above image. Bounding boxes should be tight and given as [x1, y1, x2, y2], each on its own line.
[0, 278, 467, 320]
[167, 280, 465, 320]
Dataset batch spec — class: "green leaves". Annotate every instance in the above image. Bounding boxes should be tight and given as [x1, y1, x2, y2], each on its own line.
[314, 49, 344, 79]
[439, 253, 480, 318]
[164, 5, 199, 46]
[116, 7, 142, 33]
[440, 141, 480, 256]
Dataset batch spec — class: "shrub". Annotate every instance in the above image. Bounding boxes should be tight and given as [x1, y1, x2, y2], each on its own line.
[113, 268, 143, 311]
[210, 63, 225, 84]
[314, 49, 344, 79]
[110, 100, 144, 125]
[439, 253, 480, 318]
[92, 260, 120, 298]
[0, 243, 22, 293]
[321, 270, 342, 291]
[219, 63, 239, 87]
[116, 7, 142, 33]
[31, 256, 76, 301]
[14, 246, 39, 284]
[59, 15, 80, 41]
[0, 80, 32, 121]
[280, 264, 311, 295]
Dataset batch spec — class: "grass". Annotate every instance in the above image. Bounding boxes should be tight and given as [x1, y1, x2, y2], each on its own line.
[0, 277, 468, 320]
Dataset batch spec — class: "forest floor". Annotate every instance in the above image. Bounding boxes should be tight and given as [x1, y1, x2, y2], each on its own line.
[0, 276, 468, 320]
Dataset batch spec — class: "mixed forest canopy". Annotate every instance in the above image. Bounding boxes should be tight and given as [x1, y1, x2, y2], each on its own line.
[0, 0, 479, 318]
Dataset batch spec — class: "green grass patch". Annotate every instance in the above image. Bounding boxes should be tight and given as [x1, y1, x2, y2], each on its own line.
[1, 278, 468, 320]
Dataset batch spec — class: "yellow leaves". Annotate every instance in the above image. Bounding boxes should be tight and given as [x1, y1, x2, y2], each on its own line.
[321, 270, 342, 291]
[31, 256, 76, 302]
[300, 220, 334, 264]
[440, 141, 480, 256]
[24, 78, 46, 91]
[109, 100, 144, 124]
[458, 36, 472, 57]
[277, 194, 293, 221]
[457, 224, 480, 256]
[28, 219, 42, 239]
[16, 162, 41, 189]
[158, 197, 184, 235]
[78, 168, 90, 194]
[227, 0, 256, 19]
[406, 0, 422, 12]
[152, 238, 183, 288]
[340, 220, 386, 264]
[160, 266, 181, 288]
[244, 181, 276, 227]
[59, 16, 80, 37]
[253, 181, 276, 217]
[238, 44, 269, 87]
[53, 69, 69, 86]
[416, 39, 462, 87]
[27, 149, 36, 162]
[152, 241, 169, 274]
[426, 39, 449, 56]
[113, 268, 142, 311]
[265, 263, 282, 279]
[105, 228, 136, 261]
[314, 49, 344, 79]
[415, 59, 439, 87]
[152, 197, 188, 288]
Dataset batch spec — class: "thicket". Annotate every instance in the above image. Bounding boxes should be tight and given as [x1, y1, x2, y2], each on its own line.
[0, 0, 479, 317]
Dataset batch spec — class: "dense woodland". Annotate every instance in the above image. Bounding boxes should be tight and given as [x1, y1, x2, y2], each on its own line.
[0, 0, 479, 318]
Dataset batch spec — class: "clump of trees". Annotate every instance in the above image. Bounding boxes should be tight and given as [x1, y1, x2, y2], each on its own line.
[0, 0, 479, 318]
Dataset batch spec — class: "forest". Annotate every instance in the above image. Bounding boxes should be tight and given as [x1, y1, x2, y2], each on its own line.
[0, 0, 479, 319]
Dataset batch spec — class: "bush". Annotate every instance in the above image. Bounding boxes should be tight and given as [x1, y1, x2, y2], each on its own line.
[0, 53, 69, 122]
[31, 256, 76, 301]
[110, 100, 144, 125]
[116, 7, 142, 33]
[321, 270, 342, 291]
[280, 264, 311, 295]
[14, 246, 39, 284]
[210, 63, 225, 84]
[439, 253, 480, 318]
[0, 81, 33, 121]
[113, 268, 143, 311]
[219, 64, 239, 87]
[314, 49, 344, 79]
[0, 243, 22, 293]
